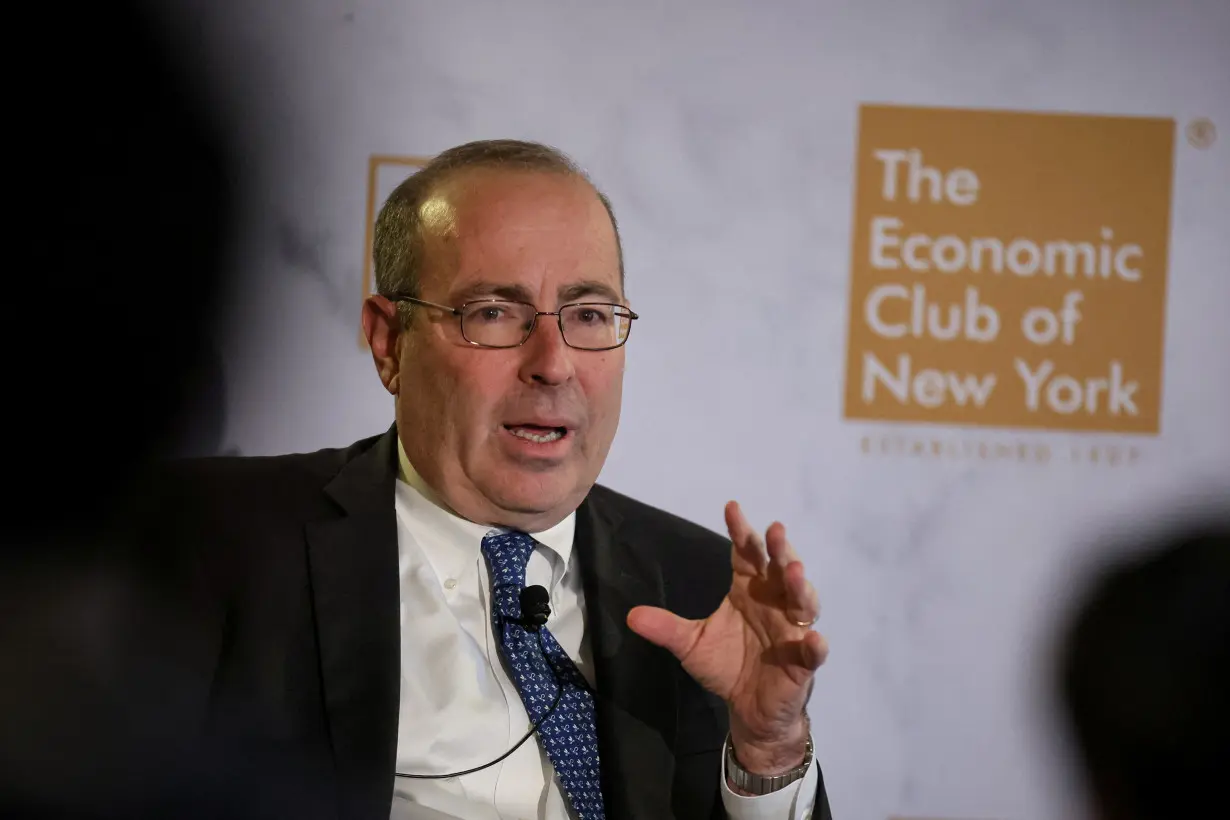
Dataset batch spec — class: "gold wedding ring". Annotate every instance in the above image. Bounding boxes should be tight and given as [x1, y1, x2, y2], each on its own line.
[793, 616, 817, 628]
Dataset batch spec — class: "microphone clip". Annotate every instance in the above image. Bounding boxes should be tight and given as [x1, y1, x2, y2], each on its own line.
[513, 584, 551, 631]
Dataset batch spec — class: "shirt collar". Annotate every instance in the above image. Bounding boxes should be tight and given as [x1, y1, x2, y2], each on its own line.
[396, 435, 575, 567]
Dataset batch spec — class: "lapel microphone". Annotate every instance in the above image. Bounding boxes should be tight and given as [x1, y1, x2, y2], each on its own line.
[396, 584, 564, 781]
[515, 585, 551, 630]
[513, 585, 591, 695]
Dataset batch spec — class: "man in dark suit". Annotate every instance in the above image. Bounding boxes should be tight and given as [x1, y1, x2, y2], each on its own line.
[81, 140, 833, 820]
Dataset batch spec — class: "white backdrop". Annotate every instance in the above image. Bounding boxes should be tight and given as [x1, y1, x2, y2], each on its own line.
[160, 2, 1230, 818]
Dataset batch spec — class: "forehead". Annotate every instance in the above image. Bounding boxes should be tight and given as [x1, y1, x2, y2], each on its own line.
[417, 169, 621, 299]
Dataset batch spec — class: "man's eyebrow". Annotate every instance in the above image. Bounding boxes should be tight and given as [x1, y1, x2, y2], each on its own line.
[559, 280, 623, 303]
[448, 279, 625, 305]
[449, 281, 535, 303]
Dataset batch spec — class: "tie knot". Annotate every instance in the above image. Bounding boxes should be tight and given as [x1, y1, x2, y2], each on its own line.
[480, 529, 537, 589]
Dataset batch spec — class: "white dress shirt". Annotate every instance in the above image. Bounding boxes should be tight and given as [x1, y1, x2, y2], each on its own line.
[390, 441, 819, 820]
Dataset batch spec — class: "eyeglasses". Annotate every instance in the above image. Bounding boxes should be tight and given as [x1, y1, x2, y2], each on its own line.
[387, 296, 639, 351]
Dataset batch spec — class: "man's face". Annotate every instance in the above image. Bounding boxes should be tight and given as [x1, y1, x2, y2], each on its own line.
[391, 169, 626, 531]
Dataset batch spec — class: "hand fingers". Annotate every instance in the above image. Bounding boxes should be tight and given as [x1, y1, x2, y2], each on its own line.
[770, 630, 829, 673]
[725, 500, 767, 576]
[626, 605, 704, 662]
[765, 521, 801, 571]
[765, 523, 820, 625]
[783, 561, 821, 626]
[729, 504, 823, 628]
[801, 630, 830, 670]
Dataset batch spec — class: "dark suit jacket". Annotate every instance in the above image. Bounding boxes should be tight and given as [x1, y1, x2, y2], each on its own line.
[6, 426, 831, 820]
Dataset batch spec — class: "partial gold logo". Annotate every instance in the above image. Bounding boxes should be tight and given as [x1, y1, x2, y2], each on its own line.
[842, 104, 1175, 435]
[359, 154, 431, 347]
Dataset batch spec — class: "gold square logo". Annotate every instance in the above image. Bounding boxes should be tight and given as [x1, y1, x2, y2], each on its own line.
[359, 154, 432, 347]
[842, 104, 1175, 434]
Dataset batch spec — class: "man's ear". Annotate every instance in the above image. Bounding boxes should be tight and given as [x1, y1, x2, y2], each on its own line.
[362, 295, 403, 395]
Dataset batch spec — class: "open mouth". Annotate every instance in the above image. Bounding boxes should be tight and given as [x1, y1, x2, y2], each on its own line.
[503, 424, 569, 444]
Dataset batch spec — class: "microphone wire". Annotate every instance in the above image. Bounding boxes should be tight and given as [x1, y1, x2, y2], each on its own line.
[395, 618, 569, 779]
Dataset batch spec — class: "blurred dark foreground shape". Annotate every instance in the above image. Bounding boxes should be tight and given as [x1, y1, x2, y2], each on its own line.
[1055, 512, 1230, 820]
[6, 0, 234, 542]
[0, 2, 325, 818]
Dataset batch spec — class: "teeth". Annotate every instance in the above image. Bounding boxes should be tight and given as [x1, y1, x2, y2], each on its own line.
[510, 427, 563, 443]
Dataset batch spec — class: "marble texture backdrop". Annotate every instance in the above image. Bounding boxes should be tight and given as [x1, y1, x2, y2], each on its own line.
[157, 1, 1230, 818]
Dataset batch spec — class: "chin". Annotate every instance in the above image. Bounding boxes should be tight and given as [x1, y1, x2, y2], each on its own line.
[483, 472, 581, 523]
[494, 488, 571, 516]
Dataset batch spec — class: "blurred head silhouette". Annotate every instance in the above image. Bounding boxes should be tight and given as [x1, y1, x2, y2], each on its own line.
[2, 3, 242, 817]
[1055, 514, 1230, 820]
[8, 0, 235, 546]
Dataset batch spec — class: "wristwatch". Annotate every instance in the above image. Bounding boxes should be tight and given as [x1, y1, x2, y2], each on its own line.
[724, 732, 814, 795]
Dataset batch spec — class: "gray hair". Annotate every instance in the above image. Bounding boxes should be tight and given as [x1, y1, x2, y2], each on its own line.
[372, 139, 624, 326]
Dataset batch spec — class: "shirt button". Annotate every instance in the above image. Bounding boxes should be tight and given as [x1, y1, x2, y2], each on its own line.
[443, 578, 458, 590]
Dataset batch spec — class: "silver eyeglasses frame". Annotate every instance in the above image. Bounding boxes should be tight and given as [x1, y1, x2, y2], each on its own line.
[386, 295, 639, 351]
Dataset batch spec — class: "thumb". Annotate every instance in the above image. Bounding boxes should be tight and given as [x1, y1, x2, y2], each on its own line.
[627, 605, 702, 661]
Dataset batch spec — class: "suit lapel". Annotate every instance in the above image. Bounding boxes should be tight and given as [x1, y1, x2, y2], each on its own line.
[576, 493, 679, 820]
[305, 426, 401, 820]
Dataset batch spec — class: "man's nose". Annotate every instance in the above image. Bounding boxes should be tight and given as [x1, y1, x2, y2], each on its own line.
[517, 313, 576, 386]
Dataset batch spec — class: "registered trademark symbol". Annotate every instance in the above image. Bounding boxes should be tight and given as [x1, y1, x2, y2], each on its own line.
[1186, 118, 1216, 149]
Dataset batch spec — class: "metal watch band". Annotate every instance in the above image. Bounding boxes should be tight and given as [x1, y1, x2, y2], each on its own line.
[724, 733, 814, 795]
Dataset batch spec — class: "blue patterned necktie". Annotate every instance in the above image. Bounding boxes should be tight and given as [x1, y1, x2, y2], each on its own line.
[480, 530, 605, 820]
